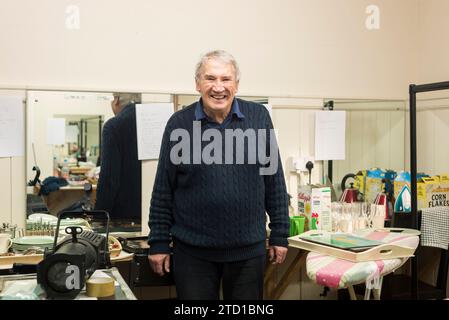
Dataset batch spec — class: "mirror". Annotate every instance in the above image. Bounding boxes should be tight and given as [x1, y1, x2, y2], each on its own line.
[325, 98, 407, 200]
[52, 114, 103, 179]
[24, 91, 406, 232]
[26, 90, 141, 233]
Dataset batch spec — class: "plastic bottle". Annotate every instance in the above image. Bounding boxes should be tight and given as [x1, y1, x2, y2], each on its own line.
[61, 159, 70, 180]
[53, 156, 59, 177]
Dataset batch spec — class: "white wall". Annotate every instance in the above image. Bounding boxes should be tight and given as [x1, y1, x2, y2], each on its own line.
[415, 0, 449, 85]
[0, 0, 416, 99]
[333, 101, 406, 185]
[403, 0, 449, 171]
[270, 99, 406, 214]
[0, 0, 423, 228]
[415, 98, 449, 175]
[0, 90, 26, 228]
[407, 0, 449, 175]
[269, 98, 323, 215]
[140, 93, 173, 235]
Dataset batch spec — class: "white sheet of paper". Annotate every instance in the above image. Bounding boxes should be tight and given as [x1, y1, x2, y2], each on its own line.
[314, 111, 346, 160]
[47, 118, 66, 145]
[65, 125, 79, 143]
[136, 103, 174, 160]
[0, 96, 24, 157]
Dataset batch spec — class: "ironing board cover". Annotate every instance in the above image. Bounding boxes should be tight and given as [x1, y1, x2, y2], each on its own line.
[306, 230, 419, 289]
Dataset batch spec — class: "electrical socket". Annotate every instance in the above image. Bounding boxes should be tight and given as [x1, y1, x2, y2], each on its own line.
[292, 156, 315, 172]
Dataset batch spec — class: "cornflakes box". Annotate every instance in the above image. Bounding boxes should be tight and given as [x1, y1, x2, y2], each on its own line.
[364, 168, 385, 203]
[418, 175, 449, 209]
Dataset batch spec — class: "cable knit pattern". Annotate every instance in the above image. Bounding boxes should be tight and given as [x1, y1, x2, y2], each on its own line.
[148, 99, 289, 262]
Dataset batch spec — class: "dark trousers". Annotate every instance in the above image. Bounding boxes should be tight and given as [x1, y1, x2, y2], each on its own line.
[173, 247, 266, 300]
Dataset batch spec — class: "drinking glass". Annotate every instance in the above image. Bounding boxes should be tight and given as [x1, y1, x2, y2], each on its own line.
[372, 204, 386, 229]
[331, 202, 342, 232]
[361, 202, 373, 229]
[340, 202, 353, 233]
[351, 202, 364, 231]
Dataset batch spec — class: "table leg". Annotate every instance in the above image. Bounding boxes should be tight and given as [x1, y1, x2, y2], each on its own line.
[364, 288, 372, 300]
[372, 276, 383, 300]
[347, 285, 357, 300]
[264, 261, 276, 299]
[266, 250, 306, 300]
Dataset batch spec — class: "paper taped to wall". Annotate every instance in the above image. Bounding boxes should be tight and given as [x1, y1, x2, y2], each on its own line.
[0, 96, 24, 157]
[136, 103, 174, 160]
[314, 111, 346, 160]
[47, 118, 66, 145]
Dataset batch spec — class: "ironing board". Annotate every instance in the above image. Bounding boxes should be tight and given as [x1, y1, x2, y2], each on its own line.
[304, 229, 420, 300]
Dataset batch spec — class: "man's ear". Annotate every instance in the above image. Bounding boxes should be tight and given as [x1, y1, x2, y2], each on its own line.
[195, 80, 201, 93]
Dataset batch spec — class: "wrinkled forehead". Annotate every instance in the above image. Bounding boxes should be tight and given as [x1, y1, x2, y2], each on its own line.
[200, 58, 237, 79]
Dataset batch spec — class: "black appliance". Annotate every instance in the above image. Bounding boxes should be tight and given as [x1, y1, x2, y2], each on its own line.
[37, 210, 111, 299]
[118, 236, 175, 289]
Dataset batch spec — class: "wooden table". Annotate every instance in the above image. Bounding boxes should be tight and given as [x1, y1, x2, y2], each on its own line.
[264, 248, 307, 300]
[0, 267, 136, 300]
[34, 185, 97, 215]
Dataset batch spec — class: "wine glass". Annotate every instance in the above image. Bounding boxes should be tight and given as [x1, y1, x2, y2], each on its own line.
[361, 202, 373, 229]
[331, 202, 342, 232]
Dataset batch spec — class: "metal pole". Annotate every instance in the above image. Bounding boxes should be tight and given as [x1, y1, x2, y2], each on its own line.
[413, 81, 449, 93]
[84, 120, 87, 156]
[409, 84, 418, 300]
[98, 116, 102, 157]
[328, 160, 333, 184]
[80, 121, 84, 155]
[408, 81, 449, 301]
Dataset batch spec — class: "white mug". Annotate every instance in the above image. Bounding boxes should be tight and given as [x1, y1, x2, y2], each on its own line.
[0, 233, 12, 254]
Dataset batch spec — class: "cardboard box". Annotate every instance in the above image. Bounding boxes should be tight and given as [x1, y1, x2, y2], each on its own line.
[298, 181, 332, 231]
[311, 187, 332, 231]
[417, 175, 449, 209]
[297, 185, 312, 230]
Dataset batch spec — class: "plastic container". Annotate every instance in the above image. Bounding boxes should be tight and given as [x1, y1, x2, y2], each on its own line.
[53, 156, 59, 177]
[61, 159, 70, 180]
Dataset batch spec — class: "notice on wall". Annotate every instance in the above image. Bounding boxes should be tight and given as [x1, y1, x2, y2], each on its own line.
[65, 125, 79, 143]
[314, 111, 346, 160]
[47, 118, 66, 145]
[0, 96, 24, 157]
[136, 103, 174, 160]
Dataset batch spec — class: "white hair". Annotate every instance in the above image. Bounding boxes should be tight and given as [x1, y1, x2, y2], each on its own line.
[195, 50, 241, 81]
[113, 92, 142, 109]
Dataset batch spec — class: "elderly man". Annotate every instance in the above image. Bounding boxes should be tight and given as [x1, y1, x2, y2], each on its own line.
[148, 50, 289, 300]
[95, 93, 142, 222]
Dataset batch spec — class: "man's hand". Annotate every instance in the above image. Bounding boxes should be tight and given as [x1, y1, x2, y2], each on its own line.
[148, 254, 170, 276]
[268, 246, 288, 264]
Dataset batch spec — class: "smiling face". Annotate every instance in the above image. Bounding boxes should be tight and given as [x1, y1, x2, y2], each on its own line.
[195, 58, 239, 115]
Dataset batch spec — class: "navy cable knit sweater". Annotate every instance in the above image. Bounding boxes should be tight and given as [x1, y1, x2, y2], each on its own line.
[148, 98, 289, 262]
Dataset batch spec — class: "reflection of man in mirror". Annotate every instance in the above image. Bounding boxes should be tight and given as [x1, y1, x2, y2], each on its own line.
[94, 93, 142, 222]
[147, 50, 289, 300]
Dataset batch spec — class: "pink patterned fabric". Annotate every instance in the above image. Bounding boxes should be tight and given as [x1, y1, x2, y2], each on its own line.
[365, 231, 391, 241]
[315, 259, 355, 287]
[305, 231, 419, 289]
